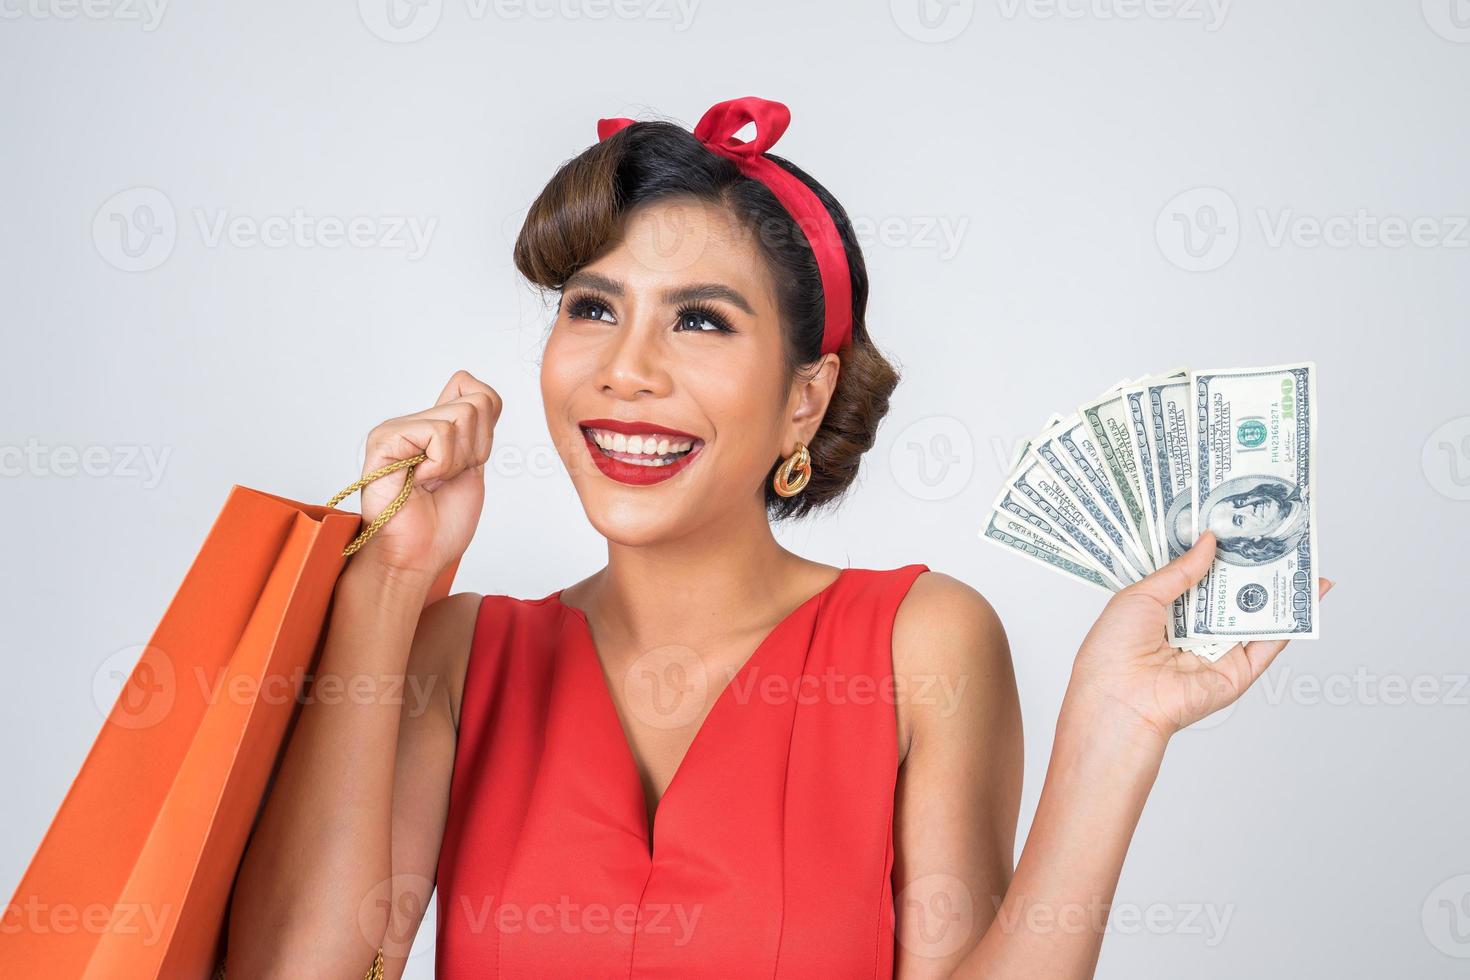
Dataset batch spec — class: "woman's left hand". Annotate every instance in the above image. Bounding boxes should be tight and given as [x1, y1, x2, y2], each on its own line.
[1065, 530, 1333, 748]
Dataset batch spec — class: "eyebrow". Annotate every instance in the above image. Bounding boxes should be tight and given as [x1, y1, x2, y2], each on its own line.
[562, 270, 756, 317]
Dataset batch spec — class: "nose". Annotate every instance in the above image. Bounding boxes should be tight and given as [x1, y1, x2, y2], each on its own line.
[598, 311, 672, 399]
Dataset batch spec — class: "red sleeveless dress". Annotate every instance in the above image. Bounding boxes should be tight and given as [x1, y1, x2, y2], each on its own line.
[434, 563, 930, 978]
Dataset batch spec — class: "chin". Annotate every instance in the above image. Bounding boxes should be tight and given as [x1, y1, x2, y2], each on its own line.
[579, 492, 691, 548]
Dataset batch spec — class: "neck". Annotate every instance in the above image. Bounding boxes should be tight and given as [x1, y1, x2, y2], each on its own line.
[580, 500, 815, 650]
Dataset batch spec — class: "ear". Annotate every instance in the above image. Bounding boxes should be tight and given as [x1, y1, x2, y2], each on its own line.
[784, 352, 841, 448]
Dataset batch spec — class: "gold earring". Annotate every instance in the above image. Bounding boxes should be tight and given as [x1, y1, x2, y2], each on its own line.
[772, 441, 812, 497]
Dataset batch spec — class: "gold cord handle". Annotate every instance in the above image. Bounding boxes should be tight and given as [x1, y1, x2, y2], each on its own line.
[326, 453, 430, 558]
[213, 946, 383, 980]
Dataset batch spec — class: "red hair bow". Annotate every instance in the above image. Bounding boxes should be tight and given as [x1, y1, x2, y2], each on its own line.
[597, 97, 853, 357]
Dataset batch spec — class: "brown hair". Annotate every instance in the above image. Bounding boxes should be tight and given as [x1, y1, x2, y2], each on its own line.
[513, 120, 901, 521]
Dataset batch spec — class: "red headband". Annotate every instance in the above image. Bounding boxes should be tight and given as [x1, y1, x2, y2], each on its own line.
[596, 96, 853, 356]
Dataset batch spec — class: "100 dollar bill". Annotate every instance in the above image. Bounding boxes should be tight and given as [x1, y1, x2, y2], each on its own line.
[1188, 362, 1319, 640]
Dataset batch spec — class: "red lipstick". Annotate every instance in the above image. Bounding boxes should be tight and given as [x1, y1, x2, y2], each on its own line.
[578, 418, 705, 487]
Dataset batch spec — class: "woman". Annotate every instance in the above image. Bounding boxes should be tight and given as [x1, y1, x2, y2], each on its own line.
[226, 98, 1331, 979]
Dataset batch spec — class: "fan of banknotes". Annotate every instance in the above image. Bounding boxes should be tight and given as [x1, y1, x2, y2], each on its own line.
[981, 363, 1319, 661]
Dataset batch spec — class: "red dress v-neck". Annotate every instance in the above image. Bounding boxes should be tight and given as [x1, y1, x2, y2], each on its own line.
[434, 563, 930, 978]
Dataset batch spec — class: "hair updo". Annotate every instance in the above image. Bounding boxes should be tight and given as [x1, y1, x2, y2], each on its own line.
[513, 118, 901, 521]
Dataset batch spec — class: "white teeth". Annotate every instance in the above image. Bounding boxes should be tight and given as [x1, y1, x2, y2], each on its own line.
[585, 427, 697, 458]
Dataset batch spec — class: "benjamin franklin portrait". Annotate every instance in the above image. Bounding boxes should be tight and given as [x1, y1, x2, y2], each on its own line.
[1198, 475, 1309, 566]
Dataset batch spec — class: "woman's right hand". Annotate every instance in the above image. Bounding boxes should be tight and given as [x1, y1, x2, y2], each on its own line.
[352, 369, 501, 586]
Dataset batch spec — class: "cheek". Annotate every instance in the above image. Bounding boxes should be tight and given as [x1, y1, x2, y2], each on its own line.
[695, 365, 786, 457]
[539, 329, 583, 416]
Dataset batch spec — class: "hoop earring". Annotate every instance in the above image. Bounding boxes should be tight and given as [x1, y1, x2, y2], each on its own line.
[772, 442, 812, 497]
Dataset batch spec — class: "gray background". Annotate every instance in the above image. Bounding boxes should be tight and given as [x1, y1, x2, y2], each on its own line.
[3, 1, 1467, 977]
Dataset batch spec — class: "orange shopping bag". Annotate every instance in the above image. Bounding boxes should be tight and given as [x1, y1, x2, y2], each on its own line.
[0, 455, 455, 979]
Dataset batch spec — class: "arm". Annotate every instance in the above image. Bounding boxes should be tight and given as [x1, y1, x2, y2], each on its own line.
[892, 572, 1023, 978]
[376, 590, 480, 980]
[895, 533, 1333, 980]
[225, 574, 472, 979]
[226, 371, 500, 978]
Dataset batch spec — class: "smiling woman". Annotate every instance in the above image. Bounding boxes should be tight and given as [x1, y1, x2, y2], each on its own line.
[223, 97, 1328, 980]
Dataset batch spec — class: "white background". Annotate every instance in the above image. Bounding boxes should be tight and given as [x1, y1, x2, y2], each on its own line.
[2, 1, 1468, 977]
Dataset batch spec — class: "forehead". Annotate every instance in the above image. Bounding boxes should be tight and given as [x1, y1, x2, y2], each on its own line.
[589, 196, 778, 311]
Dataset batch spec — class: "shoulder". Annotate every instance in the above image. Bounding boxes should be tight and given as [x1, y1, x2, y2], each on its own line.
[892, 570, 1009, 674]
[891, 571, 1018, 760]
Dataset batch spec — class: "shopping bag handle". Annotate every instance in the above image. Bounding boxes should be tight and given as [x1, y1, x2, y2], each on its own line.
[326, 453, 430, 557]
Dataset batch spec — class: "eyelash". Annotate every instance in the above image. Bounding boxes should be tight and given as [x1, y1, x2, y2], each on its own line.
[563, 291, 735, 334]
